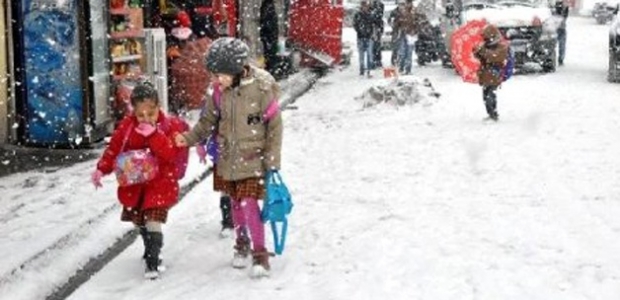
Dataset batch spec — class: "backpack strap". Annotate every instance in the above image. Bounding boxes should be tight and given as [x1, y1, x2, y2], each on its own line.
[120, 122, 134, 153]
[200, 83, 222, 118]
[270, 219, 288, 255]
[213, 83, 222, 116]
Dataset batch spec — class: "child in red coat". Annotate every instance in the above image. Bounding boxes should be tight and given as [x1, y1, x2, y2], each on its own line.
[91, 82, 185, 279]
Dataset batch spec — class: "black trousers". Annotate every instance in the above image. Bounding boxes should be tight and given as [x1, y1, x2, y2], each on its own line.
[483, 86, 498, 118]
[373, 38, 382, 67]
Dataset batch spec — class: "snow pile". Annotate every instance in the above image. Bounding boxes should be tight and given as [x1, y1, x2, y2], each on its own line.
[357, 77, 441, 108]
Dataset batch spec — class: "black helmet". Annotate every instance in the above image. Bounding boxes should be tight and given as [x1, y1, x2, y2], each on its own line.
[206, 37, 249, 75]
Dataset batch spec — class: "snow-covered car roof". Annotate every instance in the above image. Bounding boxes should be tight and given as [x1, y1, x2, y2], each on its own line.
[462, 2, 500, 11]
[495, 0, 537, 8]
[463, 4, 552, 27]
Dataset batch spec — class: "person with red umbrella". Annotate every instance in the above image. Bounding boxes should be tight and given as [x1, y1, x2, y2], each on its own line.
[474, 25, 508, 122]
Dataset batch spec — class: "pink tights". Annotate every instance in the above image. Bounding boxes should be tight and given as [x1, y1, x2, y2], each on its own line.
[231, 197, 265, 251]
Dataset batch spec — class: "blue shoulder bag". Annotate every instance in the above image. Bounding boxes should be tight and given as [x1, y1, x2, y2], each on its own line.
[262, 171, 293, 255]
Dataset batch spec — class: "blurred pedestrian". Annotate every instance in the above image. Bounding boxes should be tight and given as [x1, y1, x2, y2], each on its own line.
[370, 0, 385, 68]
[168, 11, 211, 114]
[392, 0, 426, 74]
[354, 0, 376, 77]
[388, 1, 404, 66]
[474, 25, 509, 121]
[553, 0, 569, 66]
[260, 0, 280, 75]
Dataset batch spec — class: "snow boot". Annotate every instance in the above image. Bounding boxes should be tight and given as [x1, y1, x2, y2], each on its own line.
[144, 231, 163, 280]
[232, 236, 251, 269]
[250, 248, 272, 278]
[219, 195, 234, 238]
[140, 227, 165, 270]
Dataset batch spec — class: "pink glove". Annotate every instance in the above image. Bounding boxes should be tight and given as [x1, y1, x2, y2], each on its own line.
[135, 123, 157, 137]
[91, 170, 103, 189]
[196, 144, 207, 164]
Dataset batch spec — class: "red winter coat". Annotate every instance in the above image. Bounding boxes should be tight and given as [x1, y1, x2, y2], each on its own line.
[169, 37, 212, 110]
[96, 111, 184, 210]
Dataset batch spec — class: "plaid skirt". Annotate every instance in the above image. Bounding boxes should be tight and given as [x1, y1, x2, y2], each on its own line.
[121, 207, 169, 226]
[213, 166, 225, 192]
[213, 171, 265, 200]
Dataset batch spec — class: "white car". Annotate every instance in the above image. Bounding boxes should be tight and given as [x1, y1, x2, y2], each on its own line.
[461, 0, 558, 72]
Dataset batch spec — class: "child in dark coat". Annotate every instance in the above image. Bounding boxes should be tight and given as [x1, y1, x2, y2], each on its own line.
[474, 25, 509, 121]
[91, 82, 186, 279]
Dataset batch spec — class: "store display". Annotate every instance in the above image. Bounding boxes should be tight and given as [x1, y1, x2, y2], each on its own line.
[109, 4, 145, 120]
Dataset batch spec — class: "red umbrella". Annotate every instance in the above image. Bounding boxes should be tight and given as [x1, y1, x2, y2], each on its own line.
[450, 19, 488, 83]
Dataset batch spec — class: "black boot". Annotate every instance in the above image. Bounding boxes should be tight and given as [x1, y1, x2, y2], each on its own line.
[483, 86, 499, 121]
[138, 226, 148, 260]
[144, 231, 163, 279]
[220, 195, 233, 230]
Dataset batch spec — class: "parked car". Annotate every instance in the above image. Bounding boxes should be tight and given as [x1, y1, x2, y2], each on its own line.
[609, 6, 620, 82]
[462, 0, 558, 72]
[594, 2, 618, 25]
[593, 2, 607, 17]
[462, 1, 500, 11]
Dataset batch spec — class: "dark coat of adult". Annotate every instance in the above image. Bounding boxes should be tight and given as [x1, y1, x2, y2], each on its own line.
[260, 0, 280, 73]
[354, 7, 375, 39]
[474, 25, 509, 87]
[392, 6, 427, 38]
[370, 0, 385, 39]
[553, 1, 569, 30]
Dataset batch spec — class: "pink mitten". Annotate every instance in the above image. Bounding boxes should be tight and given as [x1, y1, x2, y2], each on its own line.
[135, 123, 157, 137]
[91, 170, 103, 189]
[196, 144, 207, 164]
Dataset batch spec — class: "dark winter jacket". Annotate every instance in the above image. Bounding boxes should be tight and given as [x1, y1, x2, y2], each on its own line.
[96, 111, 185, 210]
[370, 0, 385, 37]
[474, 25, 509, 87]
[553, 1, 569, 30]
[392, 7, 427, 39]
[354, 9, 375, 39]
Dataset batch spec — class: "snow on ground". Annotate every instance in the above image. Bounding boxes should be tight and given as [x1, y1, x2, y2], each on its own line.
[0, 151, 210, 300]
[3, 17, 620, 300]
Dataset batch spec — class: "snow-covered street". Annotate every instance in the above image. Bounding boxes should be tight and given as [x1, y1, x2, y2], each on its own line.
[2, 16, 620, 300]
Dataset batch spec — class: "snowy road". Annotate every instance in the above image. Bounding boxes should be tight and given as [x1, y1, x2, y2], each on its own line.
[67, 17, 620, 300]
[5, 17, 620, 300]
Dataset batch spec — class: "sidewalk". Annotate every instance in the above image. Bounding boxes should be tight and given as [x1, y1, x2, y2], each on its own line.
[0, 69, 320, 300]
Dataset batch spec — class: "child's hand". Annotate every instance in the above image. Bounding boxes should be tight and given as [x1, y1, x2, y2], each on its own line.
[175, 133, 188, 147]
[91, 170, 103, 189]
[196, 144, 207, 164]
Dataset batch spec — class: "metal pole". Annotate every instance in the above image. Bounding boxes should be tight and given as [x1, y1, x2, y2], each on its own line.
[5, 0, 17, 143]
[0, 0, 7, 144]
